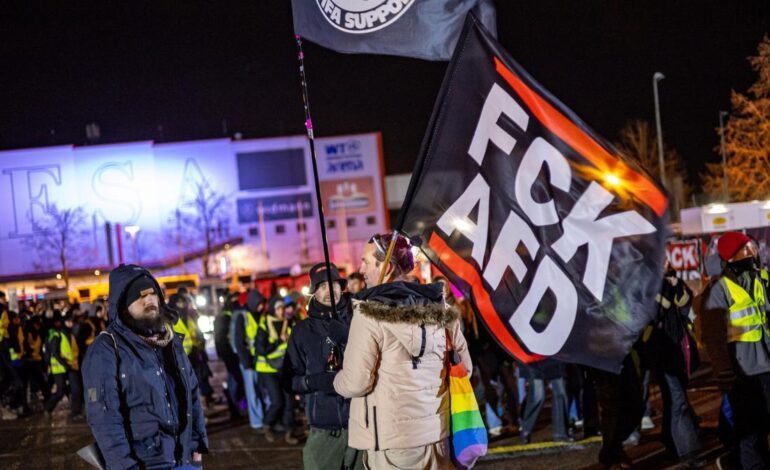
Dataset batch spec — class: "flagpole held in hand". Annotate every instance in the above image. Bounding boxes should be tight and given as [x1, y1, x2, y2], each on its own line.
[295, 35, 338, 318]
[376, 229, 400, 285]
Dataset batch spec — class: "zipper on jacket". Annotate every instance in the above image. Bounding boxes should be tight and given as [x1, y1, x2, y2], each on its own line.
[373, 406, 379, 451]
[364, 395, 369, 427]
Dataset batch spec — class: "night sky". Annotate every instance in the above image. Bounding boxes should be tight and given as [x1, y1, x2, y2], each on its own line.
[2, 1, 769, 193]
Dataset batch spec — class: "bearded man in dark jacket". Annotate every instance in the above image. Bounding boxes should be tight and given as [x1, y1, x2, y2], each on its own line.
[82, 265, 208, 469]
[283, 262, 363, 470]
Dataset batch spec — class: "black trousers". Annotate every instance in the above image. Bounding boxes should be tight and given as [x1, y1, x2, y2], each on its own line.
[23, 361, 49, 402]
[258, 372, 294, 430]
[659, 369, 700, 459]
[45, 370, 82, 416]
[729, 372, 770, 470]
[590, 355, 644, 466]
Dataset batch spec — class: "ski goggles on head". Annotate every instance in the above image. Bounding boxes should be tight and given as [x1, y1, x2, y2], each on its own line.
[368, 234, 388, 256]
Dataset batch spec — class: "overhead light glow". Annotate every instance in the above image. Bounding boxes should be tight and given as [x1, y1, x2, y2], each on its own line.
[279, 287, 289, 298]
[301, 286, 310, 296]
[124, 225, 141, 237]
[604, 173, 621, 187]
[94, 270, 101, 276]
[56, 273, 62, 280]
[197, 315, 214, 335]
[195, 295, 207, 307]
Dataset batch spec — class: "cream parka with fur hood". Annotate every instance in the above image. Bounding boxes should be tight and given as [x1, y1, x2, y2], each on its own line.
[333, 281, 472, 451]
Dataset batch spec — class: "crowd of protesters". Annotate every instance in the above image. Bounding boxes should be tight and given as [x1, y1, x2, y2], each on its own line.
[2, 230, 770, 469]
[0, 286, 215, 424]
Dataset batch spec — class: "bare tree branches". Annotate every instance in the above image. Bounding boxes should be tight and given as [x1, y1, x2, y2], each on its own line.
[173, 180, 230, 277]
[25, 204, 88, 289]
[615, 119, 691, 210]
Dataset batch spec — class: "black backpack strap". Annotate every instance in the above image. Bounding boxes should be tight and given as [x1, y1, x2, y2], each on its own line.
[411, 323, 427, 370]
[99, 332, 133, 445]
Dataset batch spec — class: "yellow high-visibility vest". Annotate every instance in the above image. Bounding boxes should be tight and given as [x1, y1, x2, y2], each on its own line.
[49, 331, 74, 375]
[255, 316, 291, 374]
[723, 276, 769, 343]
[27, 332, 42, 362]
[244, 312, 258, 358]
[0, 311, 8, 342]
[173, 318, 193, 355]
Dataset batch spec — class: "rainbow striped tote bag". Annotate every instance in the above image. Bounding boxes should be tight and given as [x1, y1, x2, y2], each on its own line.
[446, 330, 488, 468]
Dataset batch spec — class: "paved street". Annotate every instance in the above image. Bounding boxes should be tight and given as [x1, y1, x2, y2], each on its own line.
[0, 358, 728, 470]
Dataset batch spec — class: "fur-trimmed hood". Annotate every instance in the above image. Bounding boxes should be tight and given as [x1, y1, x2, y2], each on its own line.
[335, 281, 474, 451]
[356, 300, 458, 326]
[354, 280, 458, 326]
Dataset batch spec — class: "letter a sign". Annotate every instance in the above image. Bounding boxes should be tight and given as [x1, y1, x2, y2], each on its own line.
[398, 14, 669, 372]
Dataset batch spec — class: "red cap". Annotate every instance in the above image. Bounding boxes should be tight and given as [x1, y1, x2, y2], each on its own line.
[717, 232, 752, 261]
[237, 292, 249, 307]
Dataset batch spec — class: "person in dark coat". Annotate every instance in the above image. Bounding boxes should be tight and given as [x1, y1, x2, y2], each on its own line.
[214, 293, 244, 420]
[283, 262, 363, 470]
[82, 264, 208, 469]
[647, 263, 702, 466]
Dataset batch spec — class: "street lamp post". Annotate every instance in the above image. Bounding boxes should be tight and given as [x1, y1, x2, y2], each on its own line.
[653, 72, 666, 187]
[719, 110, 729, 201]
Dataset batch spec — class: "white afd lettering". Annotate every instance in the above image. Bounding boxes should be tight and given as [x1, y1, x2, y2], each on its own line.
[509, 255, 577, 355]
[483, 210, 540, 288]
[436, 174, 490, 266]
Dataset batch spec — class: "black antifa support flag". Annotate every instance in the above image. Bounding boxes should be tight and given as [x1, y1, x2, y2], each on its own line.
[291, 0, 496, 61]
[399, 14, 670, 373]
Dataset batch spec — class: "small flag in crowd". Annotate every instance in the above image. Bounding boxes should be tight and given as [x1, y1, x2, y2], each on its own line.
[291, 0, 496, 61]
[398, 14, 669, 372]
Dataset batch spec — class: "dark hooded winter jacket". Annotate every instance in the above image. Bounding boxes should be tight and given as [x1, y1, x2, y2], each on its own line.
[82, 265, 208, 470]
[282, 294, 353, 430]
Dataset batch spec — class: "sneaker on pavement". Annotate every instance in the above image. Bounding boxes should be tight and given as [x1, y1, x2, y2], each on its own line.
[488, 426, 502, 437]
[622, 430, 640, 447]
[1, 407, 18, 420]
[285, 432, 299, 445]
[264, 427, 276, 443]
[641, 416, 654, 430]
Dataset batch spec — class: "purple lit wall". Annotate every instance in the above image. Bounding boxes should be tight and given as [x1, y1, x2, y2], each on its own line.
[0, 132, 388, 278]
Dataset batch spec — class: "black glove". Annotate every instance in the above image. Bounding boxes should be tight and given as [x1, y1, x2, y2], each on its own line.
[305, 372, 337, 392]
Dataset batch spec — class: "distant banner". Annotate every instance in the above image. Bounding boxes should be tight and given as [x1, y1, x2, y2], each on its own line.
[666, 240, 702, 280]
[399, 14, 669, 372]
[291, 0, 496, 61]
[237, 194, 314, 223]
[321, 177, 376, 214]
